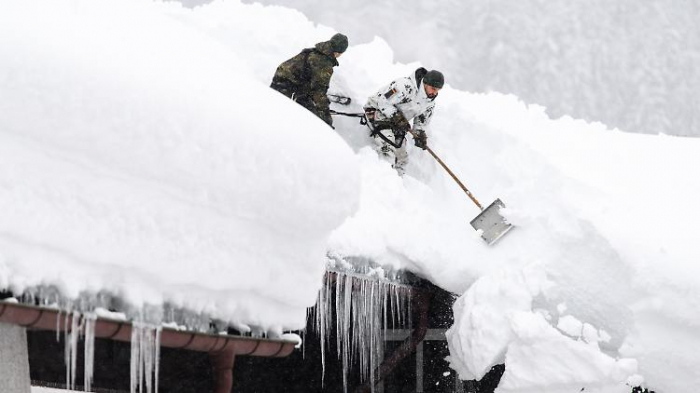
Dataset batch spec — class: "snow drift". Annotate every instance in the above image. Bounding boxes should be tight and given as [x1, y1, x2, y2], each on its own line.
[0, 0, 359, 332]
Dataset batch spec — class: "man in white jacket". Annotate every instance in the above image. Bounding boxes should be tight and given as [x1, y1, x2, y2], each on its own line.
[364, 67, 444, 175]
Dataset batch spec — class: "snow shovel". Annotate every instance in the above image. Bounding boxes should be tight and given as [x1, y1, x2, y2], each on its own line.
[407, 130, 513, 245]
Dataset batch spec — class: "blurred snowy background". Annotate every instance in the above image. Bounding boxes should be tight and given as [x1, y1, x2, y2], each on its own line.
[185, 0, 700, 137]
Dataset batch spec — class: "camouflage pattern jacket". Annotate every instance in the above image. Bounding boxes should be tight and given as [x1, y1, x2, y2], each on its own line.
[365, 68, 436, 133]
[271, 41, 339, 126]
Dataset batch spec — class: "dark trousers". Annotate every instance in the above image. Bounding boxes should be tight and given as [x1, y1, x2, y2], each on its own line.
[271, 78, 315, 113]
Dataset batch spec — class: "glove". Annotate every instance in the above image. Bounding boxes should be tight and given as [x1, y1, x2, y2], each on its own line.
[413, 129, 427, 150]
[389, 111, 410, 133]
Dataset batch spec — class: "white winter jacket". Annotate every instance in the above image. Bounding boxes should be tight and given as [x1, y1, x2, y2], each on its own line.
[365, 68, 437, 133]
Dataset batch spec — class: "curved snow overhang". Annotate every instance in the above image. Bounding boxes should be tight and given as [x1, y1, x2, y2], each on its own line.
[0, 300, 295, 357]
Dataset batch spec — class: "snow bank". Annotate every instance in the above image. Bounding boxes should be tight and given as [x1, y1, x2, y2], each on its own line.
[447, 266, 639, 392]
[446, 266, 552, 380]
[0, 0, 359, 331]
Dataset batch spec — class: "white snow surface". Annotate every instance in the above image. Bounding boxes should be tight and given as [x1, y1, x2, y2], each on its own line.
[1, 0, 700, 392]
[0, 0, 359, 333]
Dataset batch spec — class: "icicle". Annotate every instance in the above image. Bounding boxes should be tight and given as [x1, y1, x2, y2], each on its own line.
[313, 268, 413, 393]
[301, 326, 307, 360]
[342, 273, 352, 393]
[144, 325, 153, 393]
[324, 270, 333, 384]
[335, 275, 342, 359]
[64, 311, 81, 391]
[381, 283, 388, 339]
[155, 327, 161, 393]
[84, 313, 96, 392]
[56, 307, 62, 342]
[369, 280, 376, 393]
[317, 272, 327, 384]
[64, 311, 70, 389]
[395, 285, 403, 328]
[130, 322, 161, 393]
[130, 324, 140, 393]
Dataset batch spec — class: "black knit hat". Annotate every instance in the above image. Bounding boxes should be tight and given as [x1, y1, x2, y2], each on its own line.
[424, 70, 445, 88]
[329, 33, 349, 53]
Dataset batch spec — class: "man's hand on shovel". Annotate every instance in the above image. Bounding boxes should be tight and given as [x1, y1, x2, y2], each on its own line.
[408, 129, 428, 150]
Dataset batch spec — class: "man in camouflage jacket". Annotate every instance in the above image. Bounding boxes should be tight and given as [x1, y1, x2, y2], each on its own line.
[364, 68, 444, 176]
[270, 33, 349, 127]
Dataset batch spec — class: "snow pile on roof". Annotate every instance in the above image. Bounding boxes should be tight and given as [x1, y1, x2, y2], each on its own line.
[322, 35, 699, 392]
[2, 0, 700, 392]
[446, 266, 640, 392]
[0, 0, 359, 333]
[431, 92, 700, 392]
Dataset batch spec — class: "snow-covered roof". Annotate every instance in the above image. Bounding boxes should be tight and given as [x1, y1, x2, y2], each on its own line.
[1, 0, 699, 392]
[0, 0, 359, 334]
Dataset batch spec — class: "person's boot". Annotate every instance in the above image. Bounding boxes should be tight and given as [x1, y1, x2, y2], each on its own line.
[379, 144, 393, 158]
[392, 161, 406, 177]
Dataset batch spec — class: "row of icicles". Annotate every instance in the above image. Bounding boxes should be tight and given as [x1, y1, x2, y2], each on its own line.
[55, 310, 160, 393]
[18, 266, 411, 393]
[309, 270, 413, 393]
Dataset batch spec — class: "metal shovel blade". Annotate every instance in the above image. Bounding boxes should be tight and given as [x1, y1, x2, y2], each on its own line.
[470, 198, 513, 245]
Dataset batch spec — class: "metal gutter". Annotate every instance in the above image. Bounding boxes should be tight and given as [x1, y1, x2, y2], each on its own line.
[0, 300, 296, 393]
[0, 300, 294, 357]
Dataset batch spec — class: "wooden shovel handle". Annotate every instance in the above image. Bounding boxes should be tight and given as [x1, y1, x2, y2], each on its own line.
[407, 129, 484, 210]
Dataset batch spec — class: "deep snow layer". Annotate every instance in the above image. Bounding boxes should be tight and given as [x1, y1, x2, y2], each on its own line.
[1, 0, 699, 392]
[0, 0, 359, 333]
